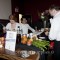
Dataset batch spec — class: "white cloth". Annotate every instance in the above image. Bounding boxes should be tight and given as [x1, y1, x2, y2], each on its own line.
[6, 23, 21, 31]
[20, 23, 35, 34]
[49, 18, 53, 24]
[49, 11, 60, 41]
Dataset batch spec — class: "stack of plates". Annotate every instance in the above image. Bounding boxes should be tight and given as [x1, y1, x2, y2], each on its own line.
[39, 37, 45, 39]
[28, 51, 36, 55]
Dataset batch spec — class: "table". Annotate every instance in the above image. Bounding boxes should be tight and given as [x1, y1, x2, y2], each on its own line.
[16, 43, 41, 51]
[16, 43, 46, 60]
[0, 47, 40, 60]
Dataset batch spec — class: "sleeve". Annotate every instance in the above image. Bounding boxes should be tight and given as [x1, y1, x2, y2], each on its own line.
[6, 23, 10, 30]
[28, 24, 35, 32]
[49, 19, 60, 40]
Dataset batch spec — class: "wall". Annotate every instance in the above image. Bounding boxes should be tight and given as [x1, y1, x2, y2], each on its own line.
[0, 0, 12, 20]
[11, 0, 60, 22]
[23, 0, 60, 22]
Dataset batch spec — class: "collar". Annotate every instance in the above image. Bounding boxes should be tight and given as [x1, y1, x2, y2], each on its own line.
[54, 11, 60, 18]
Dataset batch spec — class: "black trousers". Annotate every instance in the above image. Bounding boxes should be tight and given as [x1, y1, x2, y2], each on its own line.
[54, 41, 60, 60]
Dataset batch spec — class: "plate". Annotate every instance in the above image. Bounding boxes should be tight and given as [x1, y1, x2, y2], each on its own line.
[20, 50, 30, 58]
[28, 51, 36, 55]
[39, 37, 45, 39]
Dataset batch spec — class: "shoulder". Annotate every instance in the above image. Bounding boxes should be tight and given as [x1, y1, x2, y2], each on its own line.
[16, 23, 20, 25]
[24, 24, 30, 27]
[19, 23, 23, 26]
[6, 23, 11, 25]
[26, 24, 29, 26]
[6, 23, 11, 27]
[54, 16, 60, 23]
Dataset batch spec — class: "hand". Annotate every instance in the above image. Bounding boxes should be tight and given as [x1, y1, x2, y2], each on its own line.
[3, 27, 6, 33]
[45, 31, 49, 36]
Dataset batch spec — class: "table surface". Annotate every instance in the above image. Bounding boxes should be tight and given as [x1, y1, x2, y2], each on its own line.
[16, 42, 41, 51]
[0, 47, 40, 60]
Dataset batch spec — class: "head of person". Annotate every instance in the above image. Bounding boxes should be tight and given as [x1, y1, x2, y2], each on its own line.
[21, 17, 27, 24]
[9, 14, 17, 24]
[49, 5, 60, 17]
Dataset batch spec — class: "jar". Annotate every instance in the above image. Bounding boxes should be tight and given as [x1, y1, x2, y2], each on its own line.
[27, 33, 33, 46]
[21, 34, 27, 44]
[27, 38, 33, 46]
[0, 37, 5, 48]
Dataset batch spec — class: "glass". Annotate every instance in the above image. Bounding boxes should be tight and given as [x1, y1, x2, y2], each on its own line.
[21, 34, 27, 44]
[0, 37, 5, 48]
[27, 33, 33, 46]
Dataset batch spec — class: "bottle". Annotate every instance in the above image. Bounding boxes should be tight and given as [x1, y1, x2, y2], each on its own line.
[17, 26, 20, 34]
[17, 26, 21, 43]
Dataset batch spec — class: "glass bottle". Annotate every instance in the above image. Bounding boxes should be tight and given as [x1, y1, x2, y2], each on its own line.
[17, 26, 21, 43]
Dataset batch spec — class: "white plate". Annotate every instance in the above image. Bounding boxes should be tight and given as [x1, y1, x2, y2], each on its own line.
[28, 51, 36, 55]
[33, 31, 43, 36]
[20, 51, 30, 58]
[39, 37, 45, 39]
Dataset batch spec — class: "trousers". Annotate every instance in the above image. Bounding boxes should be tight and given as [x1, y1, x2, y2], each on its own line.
[54, 40, 60, 60]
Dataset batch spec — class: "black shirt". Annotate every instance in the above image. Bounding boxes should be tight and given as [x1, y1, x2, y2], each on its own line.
[0, 23, 4, 36]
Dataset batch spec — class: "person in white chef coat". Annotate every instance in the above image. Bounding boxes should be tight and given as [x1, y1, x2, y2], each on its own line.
[48, 5, 60, 60]
[20, 17, 35, 34]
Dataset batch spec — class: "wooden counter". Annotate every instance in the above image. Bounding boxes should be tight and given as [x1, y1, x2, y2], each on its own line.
[0, 48, 40, 60]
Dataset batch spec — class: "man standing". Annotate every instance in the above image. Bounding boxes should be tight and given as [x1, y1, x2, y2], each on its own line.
[48, 5, 60, 60]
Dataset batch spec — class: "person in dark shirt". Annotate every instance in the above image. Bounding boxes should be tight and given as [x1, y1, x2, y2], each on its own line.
[0, 23, 4, 36]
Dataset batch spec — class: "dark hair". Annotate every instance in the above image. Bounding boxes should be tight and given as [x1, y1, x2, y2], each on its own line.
[21, 16, 27, 21]
[9, 14, 17, 22]
[49, 5, 60, 11]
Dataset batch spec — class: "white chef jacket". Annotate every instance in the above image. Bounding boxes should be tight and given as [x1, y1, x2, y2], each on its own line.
[20, 23, 35, 34]
[6, 23, 21, 31]
[49, 11, 60, 41]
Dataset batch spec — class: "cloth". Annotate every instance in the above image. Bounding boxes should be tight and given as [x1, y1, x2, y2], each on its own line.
[6, 23, 21, 31]
[49, 11, 60, 41]
[20, 23, 35, 34]
[49, 11, 60, 60]
[50, 41, 54, 49]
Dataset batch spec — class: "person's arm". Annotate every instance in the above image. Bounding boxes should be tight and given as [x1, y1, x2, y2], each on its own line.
[3, 26, 6, 33]
[49, 18, 60, 40]
[28, 24, 35, 32]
